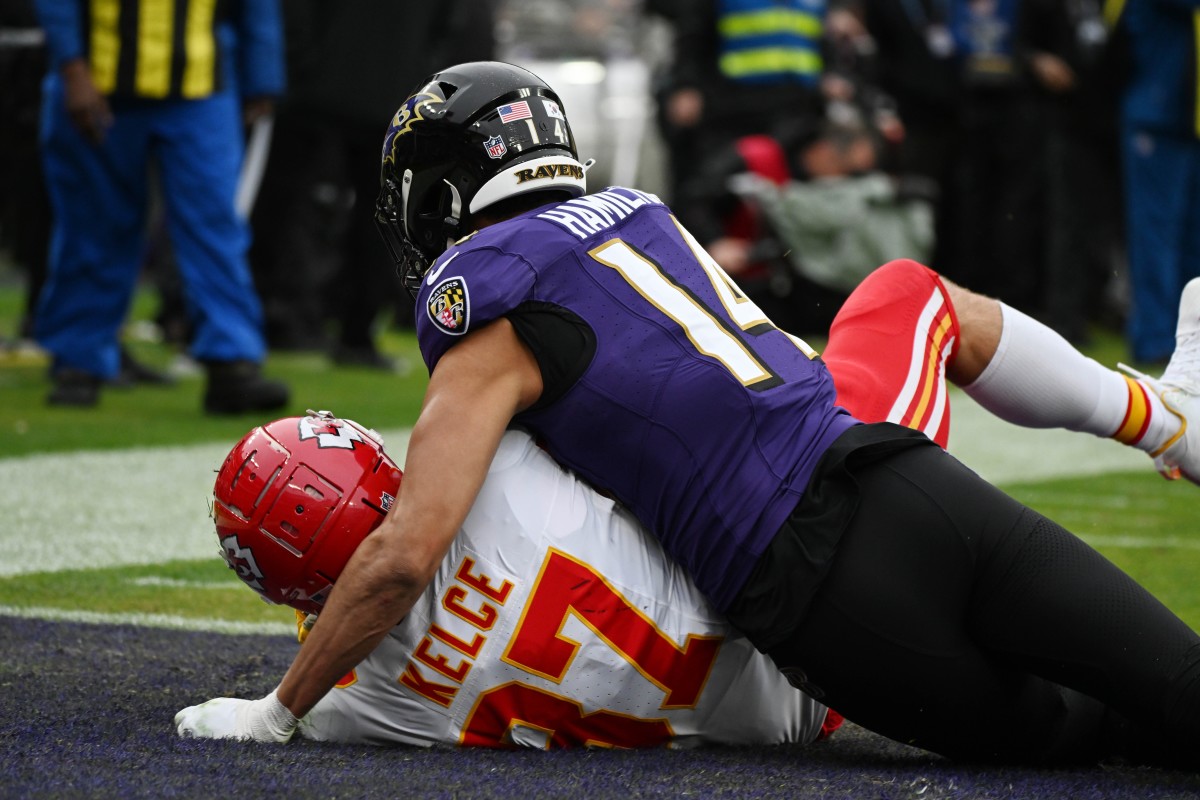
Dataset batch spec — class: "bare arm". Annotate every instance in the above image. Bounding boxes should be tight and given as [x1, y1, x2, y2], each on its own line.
[274, 318, 543, 719]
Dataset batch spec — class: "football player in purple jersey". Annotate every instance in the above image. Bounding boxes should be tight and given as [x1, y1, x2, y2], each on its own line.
[211, 61, 1200, 769]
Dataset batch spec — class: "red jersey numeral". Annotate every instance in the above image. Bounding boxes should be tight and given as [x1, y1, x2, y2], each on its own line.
[461, 549, 724, 748]
[503, 549, 720, 708]
[462, 683, 673, 749]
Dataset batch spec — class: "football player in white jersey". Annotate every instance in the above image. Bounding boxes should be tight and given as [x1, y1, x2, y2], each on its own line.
[178, 412, 835, 748]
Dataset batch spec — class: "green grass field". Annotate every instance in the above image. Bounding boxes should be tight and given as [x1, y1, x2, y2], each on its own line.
[1, 268, 427, 631]
[3, 265, 1198, 634]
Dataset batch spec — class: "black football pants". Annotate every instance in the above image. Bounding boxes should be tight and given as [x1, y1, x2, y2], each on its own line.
[767, 445, 1200, 767]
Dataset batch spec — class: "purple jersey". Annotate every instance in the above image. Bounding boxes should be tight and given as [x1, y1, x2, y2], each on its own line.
[415, 187, 858, 610]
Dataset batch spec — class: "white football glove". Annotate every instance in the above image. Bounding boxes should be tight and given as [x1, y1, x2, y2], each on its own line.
[175, 689, 298, 743]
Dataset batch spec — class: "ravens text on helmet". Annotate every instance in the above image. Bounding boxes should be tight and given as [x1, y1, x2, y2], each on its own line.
[515, 163, 586, 185]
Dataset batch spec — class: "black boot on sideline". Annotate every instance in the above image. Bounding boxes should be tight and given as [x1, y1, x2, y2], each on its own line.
[47, 368, 102, 407]
[202, 360, 289, 415]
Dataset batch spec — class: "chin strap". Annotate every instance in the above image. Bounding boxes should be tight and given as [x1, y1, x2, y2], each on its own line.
[442, 179, 464, 241]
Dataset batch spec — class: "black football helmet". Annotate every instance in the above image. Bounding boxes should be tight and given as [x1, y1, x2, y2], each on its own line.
[375, 61, 589, 293]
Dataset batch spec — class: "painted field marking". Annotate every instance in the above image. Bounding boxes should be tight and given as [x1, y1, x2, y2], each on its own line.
[0, 603, 293, 635]
[129, 576, 248, 589]
[1084, 535, 1200, 551]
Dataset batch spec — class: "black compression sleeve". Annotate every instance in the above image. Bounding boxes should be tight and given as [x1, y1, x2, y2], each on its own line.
[507, 302, 596, 410]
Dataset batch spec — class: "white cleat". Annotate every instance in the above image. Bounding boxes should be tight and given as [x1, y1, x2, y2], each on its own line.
[1120, 278, 1200, 485]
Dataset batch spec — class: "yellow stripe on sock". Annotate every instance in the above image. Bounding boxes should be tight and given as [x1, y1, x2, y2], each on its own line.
[1113, 375, 1151, 445]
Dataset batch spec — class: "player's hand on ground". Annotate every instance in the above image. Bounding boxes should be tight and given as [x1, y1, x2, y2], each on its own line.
[175, 690, 298, 743]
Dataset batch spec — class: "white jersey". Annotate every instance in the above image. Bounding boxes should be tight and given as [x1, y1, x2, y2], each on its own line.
[299, 430, 827, 749]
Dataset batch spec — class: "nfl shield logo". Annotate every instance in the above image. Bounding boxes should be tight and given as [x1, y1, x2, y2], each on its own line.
[484, 135, 507, 160]
[427, 276, 469, 335]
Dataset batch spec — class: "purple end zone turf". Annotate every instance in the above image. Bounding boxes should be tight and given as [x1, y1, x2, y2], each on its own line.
[1, 616, 1198, 799]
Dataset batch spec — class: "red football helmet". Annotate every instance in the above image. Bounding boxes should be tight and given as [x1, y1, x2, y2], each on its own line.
[212, 410, 403, 615]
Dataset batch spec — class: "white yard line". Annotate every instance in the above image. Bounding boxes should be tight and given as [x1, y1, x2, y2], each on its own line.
[128, 576, 249, 589]
[1084, 535, 1200, 551]
[0, 603, 293, 635]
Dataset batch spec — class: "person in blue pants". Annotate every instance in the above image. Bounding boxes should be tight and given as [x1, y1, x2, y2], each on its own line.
[1114, 0, 1200, 364]
[33, 0, 289, 413]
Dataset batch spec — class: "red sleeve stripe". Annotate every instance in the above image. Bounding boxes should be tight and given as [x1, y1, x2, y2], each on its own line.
[887, 290, 957, 447]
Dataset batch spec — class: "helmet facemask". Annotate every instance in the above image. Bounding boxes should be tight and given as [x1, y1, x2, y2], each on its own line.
[375, 170, 452, 297]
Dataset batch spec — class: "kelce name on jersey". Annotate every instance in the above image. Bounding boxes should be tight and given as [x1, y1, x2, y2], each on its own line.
[537, 187, 662, 240]
[397, 555, 516, 708]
